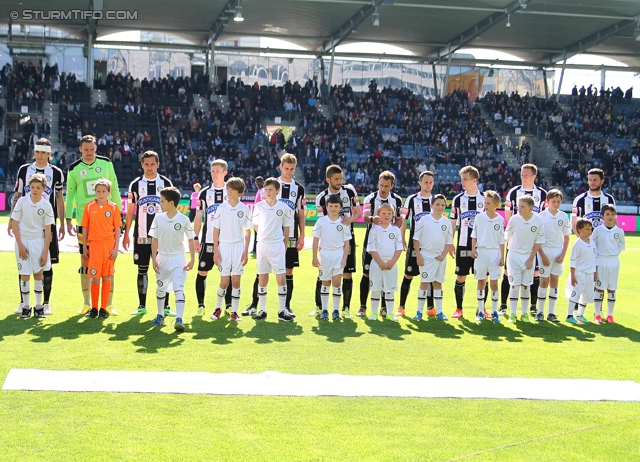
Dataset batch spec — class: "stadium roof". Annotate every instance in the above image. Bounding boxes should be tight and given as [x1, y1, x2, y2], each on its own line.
[3, 0, 640, 69]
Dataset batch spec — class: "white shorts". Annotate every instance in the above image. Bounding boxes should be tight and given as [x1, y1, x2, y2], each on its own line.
[15, 239, 51, 275]
[595, 257, 619, 291]
[257, 241, 286, 275]
[369, 260, 398, 293]
[538, 246, 564, 278]
[218, 242, 245, 277]
[565, 270, 595, 304]
[318, 249, 344, 281]
[506, 252, 534, 287]
[156, 254, 187, 293]
[419, 254, 447, 283]
[473, 248, 502, 280]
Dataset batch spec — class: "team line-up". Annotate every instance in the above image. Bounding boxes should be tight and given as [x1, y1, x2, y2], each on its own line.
[9, 136, 625, 331]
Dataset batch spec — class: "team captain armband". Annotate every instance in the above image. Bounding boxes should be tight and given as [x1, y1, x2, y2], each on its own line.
[399, 206, 409, 217]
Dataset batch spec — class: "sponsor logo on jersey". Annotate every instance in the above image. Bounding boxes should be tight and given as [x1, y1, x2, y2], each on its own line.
[206, 204, 220, 215]
[139, 196, 161, 206]
[414, 212, 430, 222]
[278, 198, 295, 210]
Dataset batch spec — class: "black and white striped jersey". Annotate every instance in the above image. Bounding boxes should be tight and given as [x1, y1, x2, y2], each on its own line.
[278, 178, 305, 239]
[316, 184, 360, 231]
[505, 185, 547, 215]
[198, 184, 228, 243]
[450, 191, 485, 249]
[127, 175, 173, 241]
[572, 191, 616, 228]
[15, 162, 64, 219]
[400, 192, 432, 240]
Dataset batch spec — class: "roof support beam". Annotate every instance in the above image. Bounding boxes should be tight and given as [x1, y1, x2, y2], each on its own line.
[435, 0, 532, 59]
[320, 0, 384, 54]
[207, 0, 239, 46]
[548, 19, 637, 64]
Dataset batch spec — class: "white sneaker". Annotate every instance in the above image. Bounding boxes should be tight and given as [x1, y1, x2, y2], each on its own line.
[107, 306, 118, 316]
[43, 303, 52, 315]
[368, 314, 378, 321]
[15, 302, 25, 314]
[308, 307, 321, 317]
[386, 315, 399, 322]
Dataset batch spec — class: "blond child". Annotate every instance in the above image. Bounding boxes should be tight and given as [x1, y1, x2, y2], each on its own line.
[504, 195, 545, 322]
[11, 173, 54, 318]
[536, 189, 571, 322]
[366, 202, 403, 321]
[81, 179, 122, 319]
[470, 191, 505, 323]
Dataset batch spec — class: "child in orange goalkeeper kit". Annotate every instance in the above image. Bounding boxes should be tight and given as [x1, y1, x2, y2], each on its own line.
[81, 179, 122, 318]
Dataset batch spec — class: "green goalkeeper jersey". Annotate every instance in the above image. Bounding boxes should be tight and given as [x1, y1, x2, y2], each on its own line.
[65, 155, 122, 224]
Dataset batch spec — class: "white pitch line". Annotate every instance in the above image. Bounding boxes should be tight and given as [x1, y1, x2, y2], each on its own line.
[3, 369, 640, 402]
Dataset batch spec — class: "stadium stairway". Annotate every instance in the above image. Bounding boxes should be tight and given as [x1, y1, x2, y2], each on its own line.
[91, 88, 107, 108]
[476, 102, 521, 169]
[193, 94, 210, 114]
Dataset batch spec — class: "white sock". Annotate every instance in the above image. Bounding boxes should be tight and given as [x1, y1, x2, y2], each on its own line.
[433, 289, 443, 314]
[477, 289, 485, 313]
[175, 290, 185, 319]
[320, 285, 329, 312]
[21, 280, 30, 306]
[537, 287, 548, 315]
[548, 288, 558, 314]
[384, 292, 394, 316]
[417, 289, 427, 314]
[519, 285, 529, 315]
[278, 285, 287, 313]
[34, 279, 43, 306]
[594, 291, 604, 316]
[258, 286, 267, 312]
[509, 286, 519, 315]
[231, 287, 241, 313]
[332, 287, 342, 312]
[157, 291, 166, 316]
[371, 290, 381, 315]
[216, 287, 225, 310]
[567, 301, 577, 317]
[577, 304, 587, 317]
[607, 292, 616, 316]
[491, 290, 499, 312]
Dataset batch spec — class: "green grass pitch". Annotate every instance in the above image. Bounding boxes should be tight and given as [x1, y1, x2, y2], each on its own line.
[1, 223, 639, 461]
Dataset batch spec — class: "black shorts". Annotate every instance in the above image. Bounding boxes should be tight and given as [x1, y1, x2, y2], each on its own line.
[49, 224, 60, 264]
[404, 240, 419, 276]
[286, 247, 299, 269]
[133, 239, 152, 266]
[344, 236, 357, 274]
[78, 232, 86, 255]
[362, 248, 373, 274]
[455, 247, 474, 276]
[198, 243, 215, 271]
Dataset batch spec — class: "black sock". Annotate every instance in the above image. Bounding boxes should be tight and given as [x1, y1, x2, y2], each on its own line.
[427, 283, 434, 308]
[17, 274, 22, 303]
[286, 275, 294, 309]
[501, 274, 510, 306]
[342, 278, 353, 309]
[399, 276, 412, 307]
[530, 276, 540, 309]
[164, 293, 170, 308]
[454, 280, 465, 310]
[225, 285, 232, 307]
[251, 274, 259, 307]
[315, 278, 322, 308]
[196, 273, 207, 305]
[360, 275, 370, 307]
[137, 266, 148, 306]
[43, 269, 53, 304]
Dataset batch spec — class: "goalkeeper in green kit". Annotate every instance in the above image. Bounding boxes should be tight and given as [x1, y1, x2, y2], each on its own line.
[65, 135, 122, 315]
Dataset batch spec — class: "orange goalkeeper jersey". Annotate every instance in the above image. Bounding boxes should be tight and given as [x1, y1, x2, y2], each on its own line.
[81, 200, 122, 243]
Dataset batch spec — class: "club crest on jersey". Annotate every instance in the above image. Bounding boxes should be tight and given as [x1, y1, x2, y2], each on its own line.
[441, 225, 447, 231]
[46, 175, 51, 182]
[530, 226, 537, 232]
[174, 223, 182, 230]
[494, 224, 501, 231]
[389, 233, 396, 240]
[37, 208, 44, 216]
[290, 191, 297, 197]
[147, 206, 156, 214]
[279, 198, 295, 210]
[96, 167, 102, 173]
[337, 225, 344, 231]
[558, 220, 564, 226]
[237, 211, 244, 218]
[614, 233, 619, 239]
[342, 197, 349, 203]
[276, 210, 283, 216]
